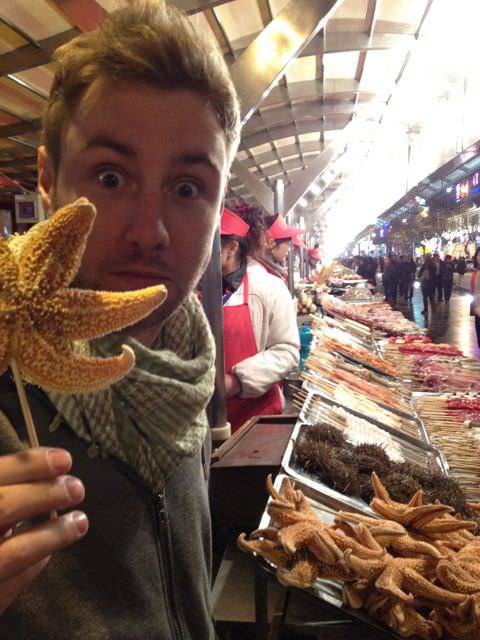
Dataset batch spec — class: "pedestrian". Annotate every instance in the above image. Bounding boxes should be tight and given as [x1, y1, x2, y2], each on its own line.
[432, 253, 443, 302]
[440, 254, 455, 303]
[419, 255, 436, 314]
[382, 255, 399, 305]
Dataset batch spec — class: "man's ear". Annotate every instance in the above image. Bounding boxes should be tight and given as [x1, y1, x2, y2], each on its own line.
[37, 145, 55, 216]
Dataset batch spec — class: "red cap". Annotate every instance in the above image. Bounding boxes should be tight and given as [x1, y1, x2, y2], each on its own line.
[267, 214, 304, 240]
[293, 236, 307, 249]
[308, 247, 321, 261]
[220, 208, 250, 237]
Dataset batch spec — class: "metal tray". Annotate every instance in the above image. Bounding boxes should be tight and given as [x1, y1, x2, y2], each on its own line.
[305, 375, 420, 425]
[255, 474, 423, 640]
[332, 349, 399, 382]
[301, 382, 433, 448]
[282, 418, 449, 517]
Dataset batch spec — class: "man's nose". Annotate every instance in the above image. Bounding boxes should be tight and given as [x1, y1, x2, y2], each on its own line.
[124, 190, 170, 250]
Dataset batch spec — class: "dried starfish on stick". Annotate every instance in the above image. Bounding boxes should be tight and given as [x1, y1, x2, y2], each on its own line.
[0, 197, 167, 447]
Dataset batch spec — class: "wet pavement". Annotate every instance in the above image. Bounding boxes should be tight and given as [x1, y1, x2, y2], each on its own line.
[392, 286, 480, 360]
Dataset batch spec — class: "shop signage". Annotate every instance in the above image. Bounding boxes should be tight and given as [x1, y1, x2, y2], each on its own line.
[455, 171, 480, 201]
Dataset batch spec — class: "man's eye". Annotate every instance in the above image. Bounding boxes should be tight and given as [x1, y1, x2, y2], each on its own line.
[97, 170, 125, 189]
[174, 181, 199, 198]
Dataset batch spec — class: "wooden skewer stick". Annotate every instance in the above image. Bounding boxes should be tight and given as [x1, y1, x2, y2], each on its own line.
[10, 358, 57, 520]
[10, 358, 39, 448]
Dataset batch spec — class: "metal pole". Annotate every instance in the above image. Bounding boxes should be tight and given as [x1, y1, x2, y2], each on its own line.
[275, 178, 294, 294]
[299, 216, 306, 279]
[201, 228, 230, 441]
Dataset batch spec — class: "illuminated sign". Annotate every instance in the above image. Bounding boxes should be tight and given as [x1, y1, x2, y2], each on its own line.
[456, 180, 469, 202]
[455, 171, 480, 201]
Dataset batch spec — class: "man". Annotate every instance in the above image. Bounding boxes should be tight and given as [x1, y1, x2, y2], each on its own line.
[382, 255, 399, 306]
[432, 253, 443, 302]
[440, 254, 455, 303]
[0, 2, 240, 638]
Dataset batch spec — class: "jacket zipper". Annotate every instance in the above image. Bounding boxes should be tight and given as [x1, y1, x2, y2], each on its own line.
[155, 491, 182, 640]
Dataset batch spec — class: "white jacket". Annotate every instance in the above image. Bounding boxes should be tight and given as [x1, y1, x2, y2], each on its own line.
[225, 257, 300, 398]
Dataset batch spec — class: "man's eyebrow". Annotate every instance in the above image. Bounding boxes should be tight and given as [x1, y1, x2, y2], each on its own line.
[85, 135, 136, 158]
[173, 152, 221, 175]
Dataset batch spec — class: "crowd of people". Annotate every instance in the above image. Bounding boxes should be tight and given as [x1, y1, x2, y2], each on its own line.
[346, 253, 469, 312]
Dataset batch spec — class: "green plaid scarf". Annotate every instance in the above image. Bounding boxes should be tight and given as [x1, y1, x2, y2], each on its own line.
[47, 294, 215, 493]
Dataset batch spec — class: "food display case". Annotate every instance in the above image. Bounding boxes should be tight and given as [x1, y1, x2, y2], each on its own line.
[233, 295, 480, 640]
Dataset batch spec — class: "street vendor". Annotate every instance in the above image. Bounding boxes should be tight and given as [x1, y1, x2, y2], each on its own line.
[256, 213, 304, 281]
[221, 207, 300, 432]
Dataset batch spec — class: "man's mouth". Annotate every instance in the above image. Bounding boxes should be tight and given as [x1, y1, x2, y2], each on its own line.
[109, 270, 169, 290]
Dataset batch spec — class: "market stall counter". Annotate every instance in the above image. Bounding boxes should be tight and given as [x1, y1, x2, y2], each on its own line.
[213, 294, 480, 640]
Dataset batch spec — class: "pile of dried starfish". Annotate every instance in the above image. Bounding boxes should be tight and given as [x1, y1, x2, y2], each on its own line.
[238, 473, 480, 639]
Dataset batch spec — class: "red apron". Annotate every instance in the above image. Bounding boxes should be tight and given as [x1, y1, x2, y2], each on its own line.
[224, 274, 282, 433]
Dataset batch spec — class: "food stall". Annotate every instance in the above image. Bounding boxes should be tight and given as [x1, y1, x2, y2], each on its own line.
[222, 293, 480, 639]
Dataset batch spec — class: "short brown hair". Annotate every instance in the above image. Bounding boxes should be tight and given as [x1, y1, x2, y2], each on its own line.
[43, 1, 240, 170]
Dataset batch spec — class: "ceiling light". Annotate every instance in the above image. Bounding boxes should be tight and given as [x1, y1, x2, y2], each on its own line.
[298, 198, 308, 207]
[309, 184, 321, 196]
[402, 218, 407, 223]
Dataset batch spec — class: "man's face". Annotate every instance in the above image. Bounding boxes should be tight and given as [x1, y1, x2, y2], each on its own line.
[38, 78, 228, 328]
[271, 239, 290, 263]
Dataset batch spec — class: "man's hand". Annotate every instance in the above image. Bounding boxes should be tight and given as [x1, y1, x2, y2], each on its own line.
[0, 448, 88, 615]
[224, 373, 242, 398]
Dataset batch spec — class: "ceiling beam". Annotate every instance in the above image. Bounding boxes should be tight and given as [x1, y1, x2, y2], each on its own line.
[228, 0, 345, 208]
[232, 31, 415, 58]
[283, 107, 377, 212]
[169, 0, 233, 14]
[0, 155, 37, 168]
[293, 0, 437, 221]
[230, 0, 344, 124]
[46, 0, 106, 31]
[352, 0, 378, 112]
[230, 159, 274, 211]
[240, 118, 347, 150]
[243, 100, 367, 133]
[0, 29, 79, 76]
[0, 119, 42, 138]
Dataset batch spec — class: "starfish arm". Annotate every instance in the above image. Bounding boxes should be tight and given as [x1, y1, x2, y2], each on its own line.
[422, 518, 477, 534]
[388, 535, 443, 559]
[277, 558, 319, 588]
[17, 199, 96, 297]
[0, 241, 19, 307]
[54, 285, 168, 340]
[278, 522, 318, 554]
[375, 564, 413, 603]
[237, 533, 290, 568]
[16, 325, 135, 392]
[343, 550, 386, 581]
[437, 561, 480, 594]
[371, 472, 394, 503]
[403, 567, 466, 604]
[343, 582, 369, 609]
[329, 527, 384, 558]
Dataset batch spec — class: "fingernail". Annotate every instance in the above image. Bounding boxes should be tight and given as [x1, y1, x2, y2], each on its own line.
[64, 476, 84, 502]
[66, 511, 89, 536]
[47, 449, 72, 473]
